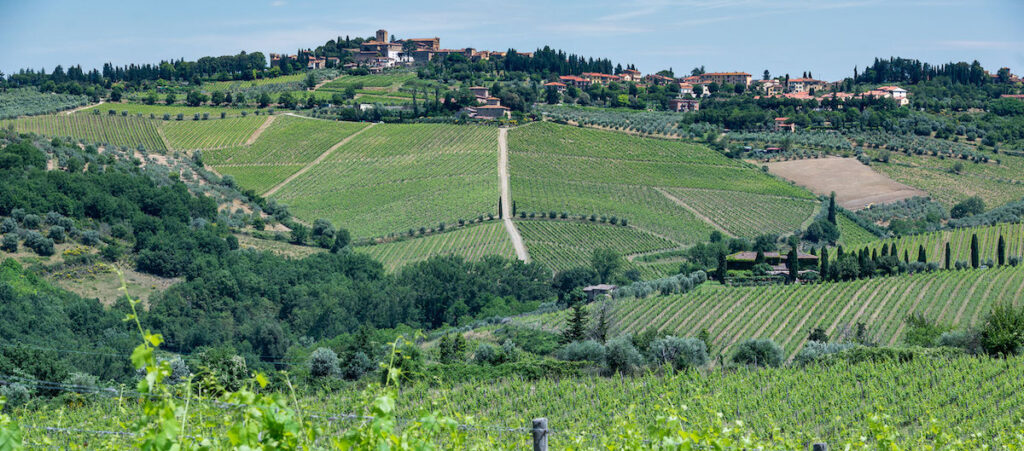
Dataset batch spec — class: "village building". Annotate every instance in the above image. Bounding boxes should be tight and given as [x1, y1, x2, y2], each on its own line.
[696, 72, 752, 87]
[543, 81, 567, 93]
[786, 77, 827, 93]
[473, 105, 511, 119]
[645, 74, 676, 86]
[468, 86, 489, 98]
[863, 86, 909, 106]
[619, 69, 642, 82]
[727, 251, 818, 271]
[667, 98, 700, 112]
[677, 83, 694, 97]
[581, 72, 621, 85]
[774, 117, 795, 132]
[583, 284, 618, 301]
[558, 75, 591, 89]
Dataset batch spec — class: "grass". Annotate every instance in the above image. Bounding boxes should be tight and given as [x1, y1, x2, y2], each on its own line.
[0, 114, 166, 151]
[161, 116, 267, 151]
[356, 221, 514, 272]
[516, 220, 678, 273]
[273, 123, 498, 238]
[508, 122, 815, 245]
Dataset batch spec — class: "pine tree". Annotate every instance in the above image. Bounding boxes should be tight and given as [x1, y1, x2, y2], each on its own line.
[561, 302, 589, 344]
[998, 235, 1006, 266]
[971, 233, 980, 268]
[594, 304, 609, 343]
[945, 242, 952, 269]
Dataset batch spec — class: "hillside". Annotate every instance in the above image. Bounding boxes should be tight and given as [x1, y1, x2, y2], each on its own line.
[597, 265, 1024, 358]
[508, 122, 819, 245]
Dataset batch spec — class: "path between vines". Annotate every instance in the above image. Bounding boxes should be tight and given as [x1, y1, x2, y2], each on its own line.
[653, 188, 736, 238]
[245, 115, 277, 145]
[263, 122, 376, 197]
[499, 128, 530, 262]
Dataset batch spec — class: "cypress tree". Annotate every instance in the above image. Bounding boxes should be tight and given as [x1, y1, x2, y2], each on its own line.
[970, 233, 980, 268]
[871, 248, 878, 262]
[561, 303, 589, 344]
[945, 242, 952, 269]
[903, 249, 909, 263]
[837, 245, 844, 258]
[917, 245, 927, 263]
[881, 242, 889, 256]
[820, 247, 830, 280]
[788, 247, 799, 282]
[498, 197, 503, 218]
[754, 249, 765, 265]
[998, 235, 1006, 266]
[716, 251, 728, 284]
[827, 192, 837, 225]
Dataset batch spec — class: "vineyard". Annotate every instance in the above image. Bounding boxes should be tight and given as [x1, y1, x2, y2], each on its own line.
[533, 104, 691, 137]
[857, 221, 1024, 265]
[0, 114, 166, 150]
[837, 213, 880, 247]
[273, 123, 499, 238]
[356, 222, 514, 271]
[79, 102, 253, 118]
[161, 116, 267, 150]
[0, 87, 90, 119]
[13, 353, 1024, 448]
[316, 72, 417, 92]
[516, 220, 678, 273]
[606, 266, 1024, 359]
[872, 151, 1024, 208]
[508, 122, 816, 245]
[661, 188, 818, 237]
[205, 116, 368, 193]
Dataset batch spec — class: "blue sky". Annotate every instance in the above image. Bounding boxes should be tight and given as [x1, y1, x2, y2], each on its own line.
[1, 0, 1022, 81]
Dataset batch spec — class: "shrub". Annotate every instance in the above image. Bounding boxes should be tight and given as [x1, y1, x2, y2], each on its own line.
[63, 372, 99, 394]
[309, 347, 340, 378]
[0, 383, 30, 409]
[556, 340, 606, 364]
[22, 214, 41, 229]
[793, 341, 857, 366]
[647, 336, 708, 370]
[731, 339, 783, 368]
[605, 336, 643, 374]
[1, 235, 17, 253]
[342, 351, 374, 380]
[48, 225, 66, 243]
[903, 313, 949, 347]
[981, 304, 1024, 356]
[165, 356, 191, 385]
[473, 343, 509, 366]
[0, 218, 15, 234]
[938, 329, 984, 355]
[45, 211, 63, 225]
[24, 231, 54, 256]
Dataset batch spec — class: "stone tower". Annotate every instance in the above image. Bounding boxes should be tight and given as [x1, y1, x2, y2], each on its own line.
[376, 29, 388, 42]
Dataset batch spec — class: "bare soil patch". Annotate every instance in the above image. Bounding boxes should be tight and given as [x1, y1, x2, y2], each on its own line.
[765, 157, 926, 210]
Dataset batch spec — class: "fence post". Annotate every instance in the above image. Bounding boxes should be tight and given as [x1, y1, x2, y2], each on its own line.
[810, 442, 828, 451]
[532, 417, 548, 451]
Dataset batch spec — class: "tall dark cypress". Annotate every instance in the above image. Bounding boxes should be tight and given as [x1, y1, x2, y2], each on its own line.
[820, 247, 830, 281]
[827, 192, 837, 225]
[998, 235, 1006, 266]
[945, 242, 952, 269]
[917, 245, 927, 263]
[970, 234, 980, 268]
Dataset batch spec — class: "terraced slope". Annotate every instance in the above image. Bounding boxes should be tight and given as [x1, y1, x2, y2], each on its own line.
[508, 122, 816, 244]
[357, 222, 515, 272]
[205, 115, 368, 193]
[609, 266, 1024, 359]
[0, 114, 165, 150]
[273, 123, 498, 237]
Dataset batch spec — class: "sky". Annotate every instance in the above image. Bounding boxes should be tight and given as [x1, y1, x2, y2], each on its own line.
[1, 0, 1022, 81]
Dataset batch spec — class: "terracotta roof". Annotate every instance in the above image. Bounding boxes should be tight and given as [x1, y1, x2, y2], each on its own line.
[788, 78, 824, 83]
[544, 82, 567, 86]
[583, 284, 618, 291]
[476, 105, 510, 109]
[704, 72, 751, 76]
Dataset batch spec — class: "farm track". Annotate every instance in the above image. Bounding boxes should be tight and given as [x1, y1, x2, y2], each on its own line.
[62, 100, 104, 115]
[654, 188, 736, 238]
[499, 128, 529, 262]
[246, 115, 276, 145]
[263, 122, 375, 196]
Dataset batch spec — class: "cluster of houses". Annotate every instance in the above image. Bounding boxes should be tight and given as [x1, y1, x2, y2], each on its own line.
[543, 70, 757, 112]
[463, 86, 511, 119]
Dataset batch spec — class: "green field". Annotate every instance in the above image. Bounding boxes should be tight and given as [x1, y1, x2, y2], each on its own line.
[508, 122, 816, 245]
[0, 114, 166, 151]
[662, 188, 818, 237]
[206, 116, 368, 193]
[856, 221, 1024, 265]
[516, 220, 677, 273]
[201, 73, 308, 91]
[79, 102, 257, 118]
[161, 116, 267, 150]
[317, 72, 417, 91]
[837, 213, 879, 248]
[357, 222, 514, 271]
[870, 149, 1024, 208]
[272, 123, 498, 238]
[605, 266, 1024, 359]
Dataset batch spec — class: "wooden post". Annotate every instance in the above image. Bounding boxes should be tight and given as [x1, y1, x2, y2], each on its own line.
[532, 418, 548, 451]
[810, 443, 828, 451]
